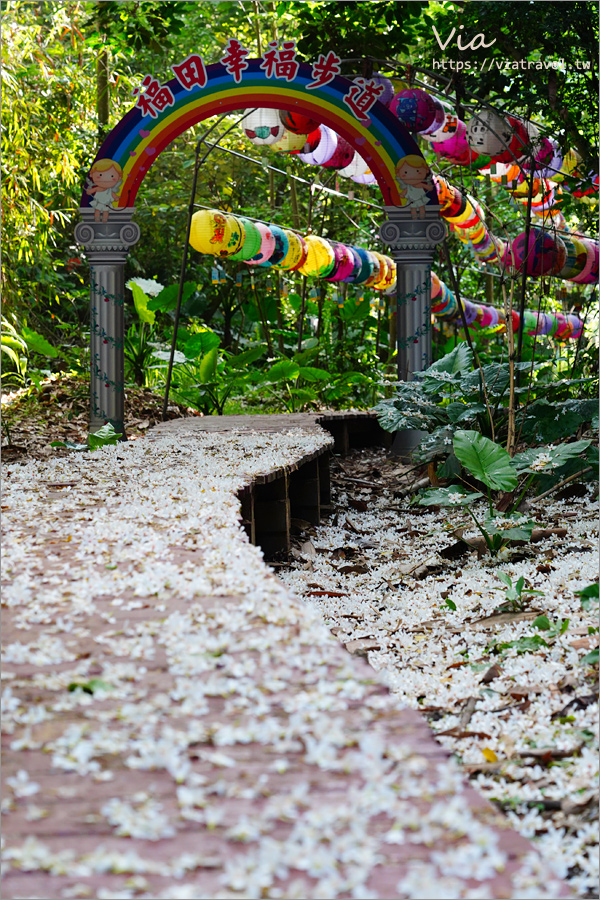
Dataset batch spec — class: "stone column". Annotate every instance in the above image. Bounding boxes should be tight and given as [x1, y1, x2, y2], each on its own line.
[379, 206, 447, 456]
[75, 209, 141, 436]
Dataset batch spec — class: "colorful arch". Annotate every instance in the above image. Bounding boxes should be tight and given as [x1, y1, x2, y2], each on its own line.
[82, 59, 438, 210]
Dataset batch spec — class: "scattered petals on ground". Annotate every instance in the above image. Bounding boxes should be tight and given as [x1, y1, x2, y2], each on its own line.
[1, 430, 583, 899]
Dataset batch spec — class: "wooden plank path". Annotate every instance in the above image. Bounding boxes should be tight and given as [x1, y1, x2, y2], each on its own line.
[1, 415, 572, 900]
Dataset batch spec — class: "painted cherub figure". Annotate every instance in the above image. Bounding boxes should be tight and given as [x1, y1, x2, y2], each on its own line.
[395, 155, 434, 219]
[86, 159, 123, 222]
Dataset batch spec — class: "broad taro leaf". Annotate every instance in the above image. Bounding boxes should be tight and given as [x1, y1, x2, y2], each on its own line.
[183, 329, 221, 359]
[228, 346, 266, 369]
[130, 283, 155, 326]
[266, 359, 300, 382]
[298, 366, 330, 383]
[427, 341, 473, 376]
[446, 401, 485, 424]
[518, 399, 595, 443]
[483, 513, 536, 542]
[374, 384, 448, 434]
[198, 347, 219, 383]
[454, 430, 518, 492]
[414, 425, 457, 463]
[511, 439, 592, 475]
[21, 326, 61, 358]
[147, 282, 196, 313]
[89, 424, 122, 450]
[417, 486, 483, 507]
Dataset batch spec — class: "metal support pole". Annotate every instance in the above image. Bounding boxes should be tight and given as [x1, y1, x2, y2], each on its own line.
[379, 206, 446, 457]
[75, 208, 141, 436]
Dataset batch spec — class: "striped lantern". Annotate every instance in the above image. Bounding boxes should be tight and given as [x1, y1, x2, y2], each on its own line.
[325, 244, 356, 282]
[227, 217, 262, 261]
[272, 231, 306, 270]
[257, 224, 289, 268]
[243, 222, 276, 265]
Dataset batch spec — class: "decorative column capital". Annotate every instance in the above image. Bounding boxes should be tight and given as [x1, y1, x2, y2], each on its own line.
[379, 206, 447, 260]
[75, 208, 141, 263]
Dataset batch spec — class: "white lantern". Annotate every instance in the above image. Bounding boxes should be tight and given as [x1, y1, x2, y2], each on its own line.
[466, 110, 512, 156]
[337, 152, 370, 179]
[243, 109, 285, 145]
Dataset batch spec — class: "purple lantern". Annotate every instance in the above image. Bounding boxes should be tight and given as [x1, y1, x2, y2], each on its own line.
[390, 89, 437, 133]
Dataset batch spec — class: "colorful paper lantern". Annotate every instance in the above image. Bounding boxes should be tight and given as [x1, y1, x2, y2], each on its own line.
[243, 109, 285, 145]
[390, 89, 437, 133]
[466, 110, 512, 157]
[511, 228, 559, 276]
[325, 243, 356, 282]
[297, 235, 336, 277]
[244, 222, 276, 265]
[489, 115, 530, 164]
[279, 110, 321, 134]
[227, 217, 262, 261]
[352, 248, 376, 284]
[298, 125, 338, 165]
[271, 130, 309, 153]
[321, 137, 355, 169]
[340, 247, 364, 283]
[337, 152, 370, 180]
[422, 113, 460, 143]
[272, 230, 305, 270]
[189, 209, 232, 257]
[258, 224, 289, 268]
[420, 97, 446, 136]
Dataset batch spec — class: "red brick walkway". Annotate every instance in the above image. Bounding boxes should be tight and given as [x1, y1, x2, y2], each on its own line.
[1, 417, 572, 899]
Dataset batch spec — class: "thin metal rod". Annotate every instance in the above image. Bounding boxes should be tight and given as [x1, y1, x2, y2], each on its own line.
[161, 111, 255, 421]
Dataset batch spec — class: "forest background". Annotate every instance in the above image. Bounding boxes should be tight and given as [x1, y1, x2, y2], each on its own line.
[2, 0, 598, 418]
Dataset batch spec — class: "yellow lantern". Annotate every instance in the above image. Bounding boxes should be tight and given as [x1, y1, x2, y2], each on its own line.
[271, 131, 308, 153]
[297, 235, 335, 277]
[363, 252, 382, 288]
[371, 252, 390, 290]
[223, 214, 245, 257]
[273, 230, 305, 270]
[190, 209, 232, 257]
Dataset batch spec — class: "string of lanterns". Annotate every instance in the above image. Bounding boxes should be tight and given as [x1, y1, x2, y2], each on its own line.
[431, 272, 584, 341]
[188, 207, 583, 341]
[241, 80, 598, 284]
[189, 208, 396, 289]
[434, 175, 599, 284]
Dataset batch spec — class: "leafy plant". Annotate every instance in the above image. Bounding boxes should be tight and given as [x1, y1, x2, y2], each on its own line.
[417, 430, 537, 557]
[1, 317, 28, 385]
[51, 423, 122, 452]
[487, 616, 569, 656]
[494, 573, 544, 613]
[575, 582, 600, 612]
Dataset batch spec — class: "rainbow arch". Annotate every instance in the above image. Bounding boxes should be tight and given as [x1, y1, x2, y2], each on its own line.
[82, 59, 438, 210]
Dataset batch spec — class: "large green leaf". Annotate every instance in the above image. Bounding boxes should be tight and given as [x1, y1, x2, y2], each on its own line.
[483, 513, 536, 542]
[183, 328, 220, 359]
[266, 359, 300, 382]
[21, 326, 60, 358]
[453, 430, 518, 492]
[298, 366, 330, 383]
[89, 424, 122, 450]
[130, 283, 155, 326]
[428, 341, 473, 376]
[147, 282, 196, 313]
[512, 439, 592, 475]
[417, 486, 483, 507]
[198, 347, 218, 383]
[228, 346, 266, 369]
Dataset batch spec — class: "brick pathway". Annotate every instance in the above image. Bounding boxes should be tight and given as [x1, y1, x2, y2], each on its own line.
[1, 417, 572, 899]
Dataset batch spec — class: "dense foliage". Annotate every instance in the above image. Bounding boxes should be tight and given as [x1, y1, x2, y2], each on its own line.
[1, 0, 598, 429]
